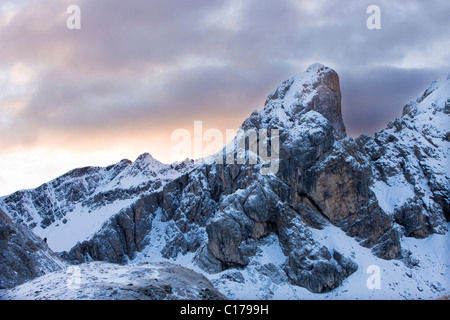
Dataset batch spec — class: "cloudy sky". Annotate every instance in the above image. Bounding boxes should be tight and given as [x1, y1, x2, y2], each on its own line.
[0, 0, 449, 195]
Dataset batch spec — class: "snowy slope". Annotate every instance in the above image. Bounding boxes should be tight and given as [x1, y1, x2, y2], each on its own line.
[369, 74, 450, 234]
[0, 209, 66, 289]
[215, 224, 449, 300]
[1, 64, 448, 300]
[131, 222, 449, 300]
[138, 69, 448, 299]
[125, 201, 449, 300]
[61, 65, 448, 299]
[129, 186, 449, 300]
[0, 153, 197, 252]
[242, 63, 346, 140]
[0, 261, 226, 300]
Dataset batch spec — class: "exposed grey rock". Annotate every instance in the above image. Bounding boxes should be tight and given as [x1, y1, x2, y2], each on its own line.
[2, 65, 448, 297]
[61, 195, 156, 264]
[0, 154, 196, 235]
[274, 204, 358, 293]
[242, 63, 346, 140]
[286, 249, 357, 293]
[371, 228, 402, 260]
[60, 65, 448, 294]
[256, 263, 288, 285]
[220, 271, 245, 284]
[0, 209, 66, 289]
[193, 244, 224, 274]
[445, 99, 450, 114]
[394, 199, 434, 238]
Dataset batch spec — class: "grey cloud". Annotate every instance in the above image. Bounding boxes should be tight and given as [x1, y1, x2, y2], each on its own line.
[21, 62, 292, 133]
[340, 66, 445, 137]
[0, 0, 449, 151]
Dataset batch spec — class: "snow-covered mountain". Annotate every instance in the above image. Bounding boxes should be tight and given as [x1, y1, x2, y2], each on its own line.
[0, 153, 197, 252]
[1, 64, 449, 299]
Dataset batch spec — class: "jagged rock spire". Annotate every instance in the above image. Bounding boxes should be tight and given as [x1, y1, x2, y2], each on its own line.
[243, 63, 346, 140]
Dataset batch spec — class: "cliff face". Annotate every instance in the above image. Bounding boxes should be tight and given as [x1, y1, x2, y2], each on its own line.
[0, 209, 66, 289]
[243, 63, 346, 140]
[1, 65, 449, 298]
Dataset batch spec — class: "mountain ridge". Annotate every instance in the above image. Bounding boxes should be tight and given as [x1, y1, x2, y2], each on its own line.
[1, 64, 449, 299]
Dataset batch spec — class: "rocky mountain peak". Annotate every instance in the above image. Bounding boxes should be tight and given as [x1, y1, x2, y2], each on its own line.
[131, 152, 164, 171]
[243, 63, 346, 140]
[402, 73, 450, 117]
[1, 67, 449, 300]
[304, 62, 335, 78]
[135, 152, 157, 164]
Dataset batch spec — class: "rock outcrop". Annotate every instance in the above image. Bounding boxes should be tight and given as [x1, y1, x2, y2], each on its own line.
[59, 65, 450, 294]
[2, 64, 449, 297]
[0, 209, 66, 289]
[242, 63, 346, 140]
[0, 153, 197, 252]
